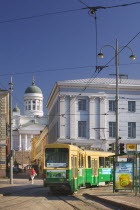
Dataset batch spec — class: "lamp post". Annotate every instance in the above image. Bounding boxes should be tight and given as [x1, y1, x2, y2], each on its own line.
[9, 76, 13, 184]
[98, 39, 136, 155]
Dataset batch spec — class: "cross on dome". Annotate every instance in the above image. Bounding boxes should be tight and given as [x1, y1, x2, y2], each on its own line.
[32, 76, 35, 85]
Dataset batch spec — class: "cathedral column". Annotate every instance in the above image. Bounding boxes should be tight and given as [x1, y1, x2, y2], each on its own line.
[30, 135, 33, 150]
[100, 97, 106, 139]
[19, 134, 21, 150]
[25, 134, 27, 150]
[89, 96, 96, 139]
[70, 96, 76, 139]
[59, 95, 65, 139]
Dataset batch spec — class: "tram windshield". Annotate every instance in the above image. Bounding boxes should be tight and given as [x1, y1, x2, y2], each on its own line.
[45, 148, 69, 168]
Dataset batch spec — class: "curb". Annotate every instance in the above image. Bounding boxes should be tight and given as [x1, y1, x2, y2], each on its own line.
[84, 193, 140, 210]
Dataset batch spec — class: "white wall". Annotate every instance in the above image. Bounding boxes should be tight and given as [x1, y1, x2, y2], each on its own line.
[47, 83, 140, 151]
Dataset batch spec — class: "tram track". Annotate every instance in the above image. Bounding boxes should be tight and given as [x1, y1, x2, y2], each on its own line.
[0, 186, 121, 210]
[54, 192, 122, 210]
[53, 193, 104, 210]
[56, 195, 82, 210]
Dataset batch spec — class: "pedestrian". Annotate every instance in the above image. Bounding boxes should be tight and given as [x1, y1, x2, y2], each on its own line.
[30, 168, 36, 184]
[24, 166, 26, 173]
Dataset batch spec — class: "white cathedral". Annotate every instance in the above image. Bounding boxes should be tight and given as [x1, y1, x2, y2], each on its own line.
[12, 79, 48, 151]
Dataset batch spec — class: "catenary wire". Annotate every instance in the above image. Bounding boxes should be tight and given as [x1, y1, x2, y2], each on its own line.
[100, 31, 140, 70]
[2, 61, 140, 77]
[1, 6, 139, 122]
[1, 62, 140, 77]
[0, 8, 83, 24]
[0, 65, 94, 77]
[0, 1, 140, 24]
[57, 31, 140, 120]
[2, 33, 139, 116]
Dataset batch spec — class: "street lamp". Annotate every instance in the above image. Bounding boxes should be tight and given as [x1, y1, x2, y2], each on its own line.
[9, 76, 13, 184]
[98, 39, 136, 155]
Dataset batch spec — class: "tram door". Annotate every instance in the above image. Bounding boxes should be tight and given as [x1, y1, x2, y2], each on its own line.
[91, 158, 98, 185]
[71, 156, 77, 178]
[71, 156, 78, 190]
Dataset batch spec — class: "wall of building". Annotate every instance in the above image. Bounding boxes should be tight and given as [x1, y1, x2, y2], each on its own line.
[47, 79, 140, 152]
[48, 98, 59, 143]
[14, 151, 31, 168]
[0, 91, 9, 177]
[31, 126, 48, 173]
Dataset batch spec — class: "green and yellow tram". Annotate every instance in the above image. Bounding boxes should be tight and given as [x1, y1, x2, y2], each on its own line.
[43, 143, 114, 193]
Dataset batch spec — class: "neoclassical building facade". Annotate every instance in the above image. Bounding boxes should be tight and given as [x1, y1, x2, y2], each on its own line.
[12, 79, 48, 151]
[47, 78, 140, 152]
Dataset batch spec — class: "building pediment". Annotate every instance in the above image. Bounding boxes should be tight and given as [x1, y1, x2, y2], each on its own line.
[19, 121, 44, 131]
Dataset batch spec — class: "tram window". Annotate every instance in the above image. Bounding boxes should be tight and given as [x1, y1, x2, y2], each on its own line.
[88, 156, 91, 168]
[81, 155, 83, 167]
[82, 157, 84, 168]
[79, 154, 84, 168]
[110, 157, 113, 168]
[75, 157, 77, 178]
[99, 157, 104, 168]
[71, 157, 73, 168]
[45, 148, 69, 168]
[105, 157, 110, 168]
[91, 160, 94, 176]
[94, 159, 98, 176]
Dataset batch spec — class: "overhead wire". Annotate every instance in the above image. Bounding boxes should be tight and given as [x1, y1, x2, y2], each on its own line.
[57, 31, 140, 145]
[56, 9, 140, 119]
[0, 65, 94, 77]
[0, 8, 83, 24]
[0, 80, 24, 108]
[100, 31, 140, 70]
[1, 61, 140, 77]
[0, 1, 139, 24]
[104, 1, 140, 9]
[1, 1, 139, 128]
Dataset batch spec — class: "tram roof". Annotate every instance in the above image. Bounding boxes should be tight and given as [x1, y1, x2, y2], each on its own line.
[44, 143, 81, 151]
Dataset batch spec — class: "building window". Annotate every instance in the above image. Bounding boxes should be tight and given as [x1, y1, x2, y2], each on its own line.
[78, 121, 86, 137]
[109, 100, 115, 111]
[32, 100, 36, 110]
[57, 122, 59, 138]
[78, 99, 86, 111]
[109, 122, 116, 138]
[56, 100, 59, 112]
[28, 101, 31, 110]
[128, 101, 136, 112]
[128, 122, 136, 138]
[37, 100, 40, 110]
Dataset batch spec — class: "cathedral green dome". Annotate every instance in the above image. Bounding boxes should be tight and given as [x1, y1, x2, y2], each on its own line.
[13, 105, 20, 112]
[24, 80, 42, 94]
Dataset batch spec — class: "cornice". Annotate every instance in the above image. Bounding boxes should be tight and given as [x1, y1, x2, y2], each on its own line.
[47, 80, 140, 108]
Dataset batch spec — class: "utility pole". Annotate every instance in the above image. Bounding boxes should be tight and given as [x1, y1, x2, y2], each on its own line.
[22, 144, 24, 168]
[115, 39, 119, 155]
[98, 39, 136, 155]
[9, 76, 13, 184]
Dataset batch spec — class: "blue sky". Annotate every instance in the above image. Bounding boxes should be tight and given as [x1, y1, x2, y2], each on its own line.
[0, 0, 140, 114]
